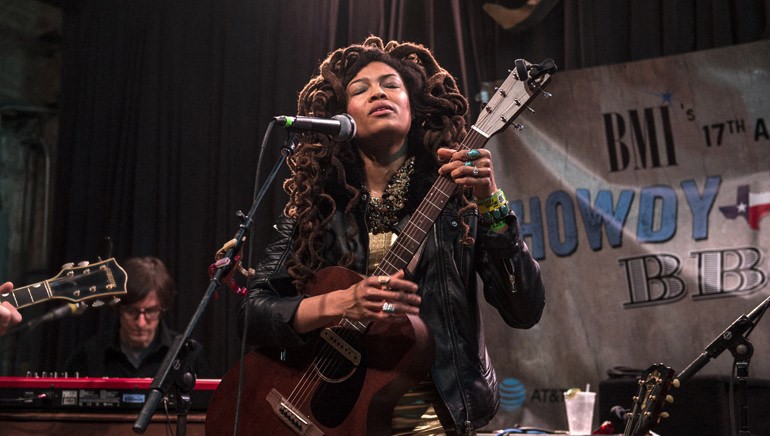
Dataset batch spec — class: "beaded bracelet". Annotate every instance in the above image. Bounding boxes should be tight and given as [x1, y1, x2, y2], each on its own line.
[490, 220, 509, 233]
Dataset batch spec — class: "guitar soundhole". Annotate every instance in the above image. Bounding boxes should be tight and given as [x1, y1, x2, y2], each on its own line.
[310, 329, 367, 428]
[313, 327, 362, 382]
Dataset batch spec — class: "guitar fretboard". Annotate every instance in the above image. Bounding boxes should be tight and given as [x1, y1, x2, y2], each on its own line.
[1, 282, 52, 309]
[373, 130, 487, 278]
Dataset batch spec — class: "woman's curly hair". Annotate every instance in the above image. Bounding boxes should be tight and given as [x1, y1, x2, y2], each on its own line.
[283, 36, 471, 290]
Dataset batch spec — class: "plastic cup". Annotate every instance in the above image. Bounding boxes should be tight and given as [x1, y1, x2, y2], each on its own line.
[563, 391, 596, 435]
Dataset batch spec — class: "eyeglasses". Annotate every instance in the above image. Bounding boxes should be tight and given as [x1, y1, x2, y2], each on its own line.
[120, 306, 163, 321]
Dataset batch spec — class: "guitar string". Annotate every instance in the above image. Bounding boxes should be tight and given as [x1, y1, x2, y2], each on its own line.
[299, 323, 360, 409]
[288, 315, 370, 411]
[287, 345, 341, 414]
[290, 318, 376, 416]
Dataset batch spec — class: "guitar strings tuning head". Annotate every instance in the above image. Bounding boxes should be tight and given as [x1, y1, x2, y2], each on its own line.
[62, 263, 74, 269]
[77, 261, 90, 267]
[660, 412, 670, 419]
[672, 379, 681, 388]
[665, 394, 674, 403]
[91, 300, 105, 307]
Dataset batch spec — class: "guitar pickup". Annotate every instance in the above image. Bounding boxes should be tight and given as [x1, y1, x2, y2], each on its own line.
[266, 388, 324, 436]
[320, 328, 361, 366]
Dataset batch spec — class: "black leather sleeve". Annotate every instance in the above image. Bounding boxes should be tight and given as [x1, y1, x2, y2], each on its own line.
[475, 212, 546, 329]
[237, 214, 308, 348]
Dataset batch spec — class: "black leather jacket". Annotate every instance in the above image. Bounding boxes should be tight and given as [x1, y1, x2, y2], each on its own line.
[239, 195, 545, 433]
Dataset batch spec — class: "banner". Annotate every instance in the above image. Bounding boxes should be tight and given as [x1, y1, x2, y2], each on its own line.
[482, 40, 770, 430]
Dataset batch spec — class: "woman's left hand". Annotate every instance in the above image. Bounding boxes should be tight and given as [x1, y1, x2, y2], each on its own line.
[437, 147, 498, 199]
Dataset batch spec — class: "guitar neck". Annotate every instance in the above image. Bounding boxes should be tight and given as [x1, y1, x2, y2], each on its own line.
[373, 130, 488, 277]
[1, 281, 52, 309]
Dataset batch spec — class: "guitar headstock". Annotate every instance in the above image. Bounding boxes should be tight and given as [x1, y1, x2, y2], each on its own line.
[624, 363, 679, 436]
[472, 58, 556, 139]
[49, 258, 128, 306]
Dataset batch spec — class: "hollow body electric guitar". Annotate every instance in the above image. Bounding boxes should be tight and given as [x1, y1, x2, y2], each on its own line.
[205, 59, 556, 436]
[623, 364, 678, 436]
[0, 258, 128, 310]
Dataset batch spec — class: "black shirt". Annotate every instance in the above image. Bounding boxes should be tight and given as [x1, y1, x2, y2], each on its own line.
[64, 320, 211, 378]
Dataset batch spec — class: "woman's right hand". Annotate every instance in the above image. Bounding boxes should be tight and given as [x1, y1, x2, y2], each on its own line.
[340, 270, 420, 321]
[293, 270, 421, 333]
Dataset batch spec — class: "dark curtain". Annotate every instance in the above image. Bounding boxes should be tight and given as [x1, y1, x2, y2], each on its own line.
[20, 0, 763, 378]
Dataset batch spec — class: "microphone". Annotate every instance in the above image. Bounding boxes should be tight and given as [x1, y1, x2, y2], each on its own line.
[25, 303, 88, 331]
[274, 113, 356, 142]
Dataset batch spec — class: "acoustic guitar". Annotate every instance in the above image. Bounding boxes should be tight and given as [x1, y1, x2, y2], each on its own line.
[206, 59, 556, 436]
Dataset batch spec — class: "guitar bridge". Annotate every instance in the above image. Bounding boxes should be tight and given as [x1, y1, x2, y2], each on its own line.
[266, 388, 324, 435]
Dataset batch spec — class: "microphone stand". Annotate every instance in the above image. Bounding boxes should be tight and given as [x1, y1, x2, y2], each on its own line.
[676, 294, 770, 436]
[132, 127, 297, 434]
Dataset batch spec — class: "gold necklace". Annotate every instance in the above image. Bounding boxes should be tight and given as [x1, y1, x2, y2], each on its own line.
[365, 156, 415, 234]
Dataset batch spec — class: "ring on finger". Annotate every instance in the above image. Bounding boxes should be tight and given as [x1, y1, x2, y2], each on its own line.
[467, 149, 481, 160]
[382, 301, 396, 314]
[472, 166, 479, 177]
[377, 275, 390, 287]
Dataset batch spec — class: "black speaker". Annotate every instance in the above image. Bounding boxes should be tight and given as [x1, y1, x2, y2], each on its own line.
[599, 375, 770, 435]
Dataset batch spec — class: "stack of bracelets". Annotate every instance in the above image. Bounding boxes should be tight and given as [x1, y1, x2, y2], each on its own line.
[476, 189, 510, 232]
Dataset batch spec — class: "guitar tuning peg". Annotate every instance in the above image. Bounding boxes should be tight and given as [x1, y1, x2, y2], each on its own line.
[542, 91, 553, 98]
[513, 123, 524, 131]
[666, 394, 674, 403]
[110, 297, 122, 305]
[62, 262, 74, 269]
[672, 379, 681, 388]
[78, 261, 90, 267]
[660, 412, 670, 419]
[91, 300, 105, 307]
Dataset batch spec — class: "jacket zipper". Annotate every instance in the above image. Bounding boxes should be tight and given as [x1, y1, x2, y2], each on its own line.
[434, 220, 473, 434]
